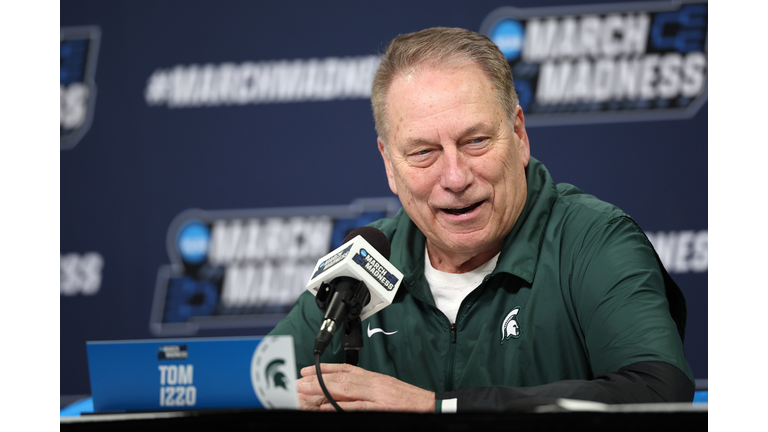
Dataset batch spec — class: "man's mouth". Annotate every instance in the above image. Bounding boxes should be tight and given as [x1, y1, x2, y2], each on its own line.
[441, 201, 484, 215]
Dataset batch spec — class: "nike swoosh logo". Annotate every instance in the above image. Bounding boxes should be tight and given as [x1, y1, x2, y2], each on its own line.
[367, 323, 398, 337]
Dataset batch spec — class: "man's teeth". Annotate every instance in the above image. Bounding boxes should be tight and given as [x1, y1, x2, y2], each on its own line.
[444, 202, 480, 215]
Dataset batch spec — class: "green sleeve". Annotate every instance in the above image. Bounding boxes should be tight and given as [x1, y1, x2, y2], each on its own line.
[569, 215, 694, 383]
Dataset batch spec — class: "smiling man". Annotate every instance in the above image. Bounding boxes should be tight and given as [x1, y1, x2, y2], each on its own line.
[268, 27, 694, 412]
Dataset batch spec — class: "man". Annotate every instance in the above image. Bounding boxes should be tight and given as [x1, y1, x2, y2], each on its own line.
[268, 27, 694, 412]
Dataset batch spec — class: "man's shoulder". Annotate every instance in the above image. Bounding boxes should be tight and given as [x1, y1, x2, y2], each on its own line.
[547, 179, 657, 249]
[547, 182, 651, 250]
[553, 183, 629, 224]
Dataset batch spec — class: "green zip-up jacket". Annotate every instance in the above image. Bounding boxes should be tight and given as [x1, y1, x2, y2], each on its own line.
[269, 157, 694, 410]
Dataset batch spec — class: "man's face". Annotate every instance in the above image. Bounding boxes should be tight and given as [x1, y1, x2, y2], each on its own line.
[378, 64, 530, 263]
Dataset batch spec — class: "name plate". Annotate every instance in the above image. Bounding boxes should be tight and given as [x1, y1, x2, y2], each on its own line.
[86, 336, 298, 412]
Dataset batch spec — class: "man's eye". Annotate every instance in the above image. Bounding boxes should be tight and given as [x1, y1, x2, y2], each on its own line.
[409, 149, 432, 157]
[407, 149, 436, 167]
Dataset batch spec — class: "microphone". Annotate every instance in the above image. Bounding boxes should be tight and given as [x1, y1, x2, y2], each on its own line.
[306, 226, 403, 357]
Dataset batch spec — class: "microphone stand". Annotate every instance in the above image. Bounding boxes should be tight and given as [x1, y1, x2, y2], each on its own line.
[314, 278, 370, 366]
[342, 317, 363, 366]
[312, 279, 370, 412]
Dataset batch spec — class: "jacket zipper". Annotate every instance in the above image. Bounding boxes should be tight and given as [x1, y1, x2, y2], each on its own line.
[444, 276, 490, 392]
[445, 322, 457, 391]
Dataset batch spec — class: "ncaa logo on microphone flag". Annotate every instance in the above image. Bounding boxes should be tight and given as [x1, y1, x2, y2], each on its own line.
[312, 243, 353, 279]
[352, 248, 399, 291]
[61, 26, 101, 150]
[480, 1, 708, 126]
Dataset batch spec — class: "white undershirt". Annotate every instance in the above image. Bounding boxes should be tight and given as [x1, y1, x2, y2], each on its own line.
[424, 245, 500, 324]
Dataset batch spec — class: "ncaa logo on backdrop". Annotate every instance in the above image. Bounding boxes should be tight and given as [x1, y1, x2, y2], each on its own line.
[177, 220, 211, 265]
[480, 1, 707, 126]
[61, 26, 101, 150]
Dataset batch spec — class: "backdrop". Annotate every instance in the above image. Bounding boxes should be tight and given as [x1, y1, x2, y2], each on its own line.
[61, 0, 708, 396]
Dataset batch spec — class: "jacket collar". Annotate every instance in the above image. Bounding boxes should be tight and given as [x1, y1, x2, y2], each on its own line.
[492, 156, 558, 283]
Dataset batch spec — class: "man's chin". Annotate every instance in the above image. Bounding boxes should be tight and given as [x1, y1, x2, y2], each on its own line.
[434, 220, 489, 240]
[430, 230, 494, 254]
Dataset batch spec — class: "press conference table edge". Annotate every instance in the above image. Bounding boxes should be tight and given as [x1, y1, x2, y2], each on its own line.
[60, 403, 708, 431]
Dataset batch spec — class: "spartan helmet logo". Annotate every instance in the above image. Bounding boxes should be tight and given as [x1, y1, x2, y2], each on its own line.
[250, 336, 299, 409]
[500, 307, 521, 344]
[265, 359, 287, 390]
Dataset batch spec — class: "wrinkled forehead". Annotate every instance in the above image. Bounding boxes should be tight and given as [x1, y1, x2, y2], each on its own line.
[385, 63, 503, 132]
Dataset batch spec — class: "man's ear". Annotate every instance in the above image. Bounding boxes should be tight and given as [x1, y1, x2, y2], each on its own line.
[513, 106, 531, 167]
[378, 137, 398, 195]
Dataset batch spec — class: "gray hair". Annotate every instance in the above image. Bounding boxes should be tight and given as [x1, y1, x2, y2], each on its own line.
[371, 27, 519, 152]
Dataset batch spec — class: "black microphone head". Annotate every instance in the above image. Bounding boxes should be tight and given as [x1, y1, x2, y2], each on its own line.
[343, 226, 391, 260]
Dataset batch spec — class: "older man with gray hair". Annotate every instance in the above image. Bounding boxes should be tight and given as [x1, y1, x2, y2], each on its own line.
[269, 27, 693, 412]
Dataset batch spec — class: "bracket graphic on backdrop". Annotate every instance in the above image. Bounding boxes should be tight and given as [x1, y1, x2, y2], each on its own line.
[61, 26, 101, 150]
[150, 198, 402, 336]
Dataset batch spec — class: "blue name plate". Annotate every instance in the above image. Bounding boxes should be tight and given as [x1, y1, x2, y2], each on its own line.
[86, 336, 298, 412]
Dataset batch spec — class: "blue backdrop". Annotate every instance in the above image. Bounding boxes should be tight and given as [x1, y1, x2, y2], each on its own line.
[61, 0, 707, 396]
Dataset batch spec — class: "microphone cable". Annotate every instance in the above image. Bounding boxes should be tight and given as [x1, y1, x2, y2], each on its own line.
[314, 353, 344, 412]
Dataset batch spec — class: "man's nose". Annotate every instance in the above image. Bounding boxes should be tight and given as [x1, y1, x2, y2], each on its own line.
[439, 147, 473, 192]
